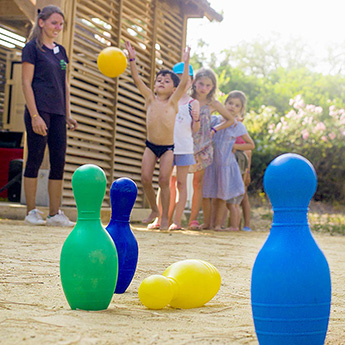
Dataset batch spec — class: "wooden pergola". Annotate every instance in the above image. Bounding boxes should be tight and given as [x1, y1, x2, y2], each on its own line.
[0, 0, 222, 208]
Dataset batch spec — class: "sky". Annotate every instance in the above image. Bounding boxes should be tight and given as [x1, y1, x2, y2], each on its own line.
[186, 0, 344, 73]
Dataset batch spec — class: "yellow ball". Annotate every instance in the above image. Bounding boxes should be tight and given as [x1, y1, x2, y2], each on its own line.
[163, 259, 221, 309]
[138, 275, 174, 309]
[97, 47, 127, 78]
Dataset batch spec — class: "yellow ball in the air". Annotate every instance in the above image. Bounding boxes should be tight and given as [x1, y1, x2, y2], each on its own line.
[138, 275, 174, 309]
[97, 47, 127, 78]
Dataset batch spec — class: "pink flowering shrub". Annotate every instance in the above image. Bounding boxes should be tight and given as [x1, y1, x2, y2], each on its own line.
[245, 96, 345, 203]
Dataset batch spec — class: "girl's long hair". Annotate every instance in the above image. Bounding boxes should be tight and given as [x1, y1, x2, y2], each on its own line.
[191, 68, 217, 101]
[29, 5, 64, 50]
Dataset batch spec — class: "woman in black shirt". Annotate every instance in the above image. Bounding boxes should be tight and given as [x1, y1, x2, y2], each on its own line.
[22, 5, 77, 226]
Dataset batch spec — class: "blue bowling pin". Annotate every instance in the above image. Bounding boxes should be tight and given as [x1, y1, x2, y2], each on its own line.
[251, 153, 331, 344]
[106, 177, 139, 294]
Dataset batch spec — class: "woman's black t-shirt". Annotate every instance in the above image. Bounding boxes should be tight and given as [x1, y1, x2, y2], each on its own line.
[22, 39, 69, 116]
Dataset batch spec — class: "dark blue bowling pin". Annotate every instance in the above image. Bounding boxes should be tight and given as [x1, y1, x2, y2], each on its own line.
[251, 153, 331, 344]
[106, 177, 139, 294]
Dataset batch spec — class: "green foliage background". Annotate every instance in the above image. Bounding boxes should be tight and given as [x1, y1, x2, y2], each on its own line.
[191, 36, 345, 204]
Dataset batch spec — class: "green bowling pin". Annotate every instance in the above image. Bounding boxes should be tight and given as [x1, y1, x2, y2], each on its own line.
[60, 164, 118, 310]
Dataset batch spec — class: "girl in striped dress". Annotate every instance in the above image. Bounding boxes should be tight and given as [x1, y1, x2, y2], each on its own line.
[187, 69, 235, 229]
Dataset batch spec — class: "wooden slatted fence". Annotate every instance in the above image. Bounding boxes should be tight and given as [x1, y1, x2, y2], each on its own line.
[63, 0, 185, 208]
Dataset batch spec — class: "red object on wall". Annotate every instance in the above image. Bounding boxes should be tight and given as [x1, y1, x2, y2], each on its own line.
[0, 148, 24, 198]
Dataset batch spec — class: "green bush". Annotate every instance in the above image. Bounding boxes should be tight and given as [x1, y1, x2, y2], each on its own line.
[246, 96, 345, 203]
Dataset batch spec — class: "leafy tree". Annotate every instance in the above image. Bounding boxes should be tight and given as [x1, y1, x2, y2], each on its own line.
[326, 43, 345, 75]
[218, 34, 315, 77]
[189, 35, 345, 203]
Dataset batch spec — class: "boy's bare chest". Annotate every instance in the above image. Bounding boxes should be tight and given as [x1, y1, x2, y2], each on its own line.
[147, 102, 177, 123]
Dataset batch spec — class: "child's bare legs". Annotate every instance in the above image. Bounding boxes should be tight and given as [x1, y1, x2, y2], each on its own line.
[200, 197, 212, 229]
[227, 203, 241, 231]
[242, 151, 252, 230]
[147, 188, 161, 229]
[213, 198, 226, 230]
[168, 175, 177, 225]
[221, 207, 229, 228]
[158, 150, 174, 229]
[241, 192, 251, 228]
[188, 169, 205, 228]
[149, 171, 175, 229]
[141, 148, 160, 224]
[170, 166, 189, 228]
[210, 198, 217, 227]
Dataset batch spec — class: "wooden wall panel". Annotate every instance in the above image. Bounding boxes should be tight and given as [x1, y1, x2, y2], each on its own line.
[155, 0, 184, 72]
[63, 0, 121, 206]
[114, 0, 155, 206]
[63, 0, 186, 208]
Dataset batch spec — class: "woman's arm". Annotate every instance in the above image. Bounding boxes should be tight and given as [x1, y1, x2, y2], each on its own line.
[22, 62, 47, 136]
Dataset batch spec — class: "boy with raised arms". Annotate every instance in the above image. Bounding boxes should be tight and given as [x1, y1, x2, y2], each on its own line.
[125, 41, 191, 230]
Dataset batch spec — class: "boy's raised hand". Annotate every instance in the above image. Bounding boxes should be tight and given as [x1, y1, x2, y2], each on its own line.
[125, 41, 136, 60]
[125, 40, 152, 99]
[182, 46, 191, 63]
[169, 46, 191, 105]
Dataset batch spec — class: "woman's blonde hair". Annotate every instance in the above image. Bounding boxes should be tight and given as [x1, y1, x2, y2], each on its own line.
[29, 5, 64, 50]
[191, 68, 217, 101]
[225, 90, 247, 117]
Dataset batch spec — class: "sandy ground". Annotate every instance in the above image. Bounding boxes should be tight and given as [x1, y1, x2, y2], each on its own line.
[1, 219, 345, 345]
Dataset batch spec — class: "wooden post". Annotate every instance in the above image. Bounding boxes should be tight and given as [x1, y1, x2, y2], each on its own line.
[150, 0, 158, 90]
[182, 16, 188, 60]
[139, 0, 158, 209]
[60, 0, 76, 206]
[61, 0, 77, 59]
[110, 0, 124, 187]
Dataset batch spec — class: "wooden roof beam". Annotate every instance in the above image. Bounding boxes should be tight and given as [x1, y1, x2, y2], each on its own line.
[13, 0, 36, 24]
[182, 0, 223, 22]
[0, 1, 24, 20]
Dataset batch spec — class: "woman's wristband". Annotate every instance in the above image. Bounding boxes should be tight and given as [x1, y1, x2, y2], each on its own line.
[129, 58, 135, 62]
[31, 114, 38, 118]
[211, 127, 217, 133]
[194, 118, 200, 122]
